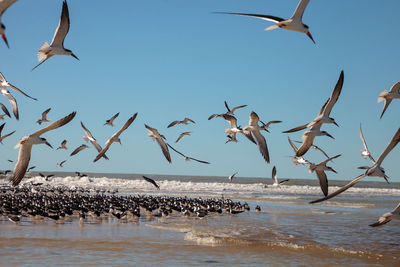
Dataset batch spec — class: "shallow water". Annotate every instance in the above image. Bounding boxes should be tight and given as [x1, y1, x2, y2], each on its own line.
[1, 174, 399, 266]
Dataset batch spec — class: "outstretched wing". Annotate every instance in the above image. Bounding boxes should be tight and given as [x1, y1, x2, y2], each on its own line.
[51, 0, 70, 47]
[32, 111, 76, 137]
[215, 12, 285, 23]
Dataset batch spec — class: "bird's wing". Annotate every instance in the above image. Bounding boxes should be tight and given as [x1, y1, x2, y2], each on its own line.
[3, 90, 18, 120]
[0, 122, 3, 135]
[185, 118, 195, 124]
[288, 137, 299, 154]
[290, 0, 310, 20]
[188, 157, 210, 164]
[108, 112, 119, 123]
[113, 113, 137, 137]
[251, 130, 270, 163]
[222, 114, 238, 128]
[379, 98, 392, 119]
[0, 0, 17, 17]
[70, 144, 88, 156]
[224, 101, 231, 112]
[311, 144, 330, 159]
[249, 111, 260, 126]
[264, 120, 282, 128]
[93, 142, 112, 162]
[296, 135, 315, 157]
[215, 12, 285, 23]
[282, 123, 308, 133]
[369, 214, 392, 227]
[42, 108, 51, 119]
[167, 120, 180, 128]
[320, 154, 341, 166]
[231, 104, 247, 114]
[167, 143, 186, 158]
[8, 83, 37, 101]
[155, 138, 171, 163]
[32, 111, 76, 137]
[392, 202, 400, 214]
[309, 174, 366, 204]
[0, 102, 11, 117]
[142, 176, 159, 189]
[279, 179, 290, 185]
[50, 0, 70, 47]
[0, 130, 15, 142]
[208, 114, 221, 120]
[61, 139, 67, 146]
[12, 144, 32, 186]
[389, 81, 400, 93]
[315, 170, 328, 196]
[241, 130, 256, 144]
[271, 166, 277, 184]
[375, 128, 400, 166]
[322, 71, 344, 116]
[175, 132, 190, 143]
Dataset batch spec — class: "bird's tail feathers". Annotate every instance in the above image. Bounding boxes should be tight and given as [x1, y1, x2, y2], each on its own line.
[38, 41, 50, 62]
[264, 24, 279, 31]
[377, 90, 388, 103]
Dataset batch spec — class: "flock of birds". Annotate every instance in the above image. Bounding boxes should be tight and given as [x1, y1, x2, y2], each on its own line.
[0, 0, 399, 227]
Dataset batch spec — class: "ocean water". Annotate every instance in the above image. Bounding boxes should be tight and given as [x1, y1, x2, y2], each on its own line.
[1, 173, 399, 266]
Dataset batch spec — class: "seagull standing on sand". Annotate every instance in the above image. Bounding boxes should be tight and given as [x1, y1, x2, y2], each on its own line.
[94, 113, 137, 162]
[104, 112, 119, 127]
[215, 0, 315, 43]
[32, 0, 79, 71]
[167, 117, 195, 128]
[242, 112, 271, 163]
[36, 108, 51, 125]
[378, 81, 400, 119]
[0, 0, 17, 48]
[310, 128, 400, 204]
[81, 121, 109, 160]
[56, 139, 68, 150]
[12, 111, 76, 186]
[369, 202, 400, 227]
[145, 124, 171, 163]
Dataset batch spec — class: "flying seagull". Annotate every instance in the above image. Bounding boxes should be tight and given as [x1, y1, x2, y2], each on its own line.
[208, 101, 247, 120]
[284, 71, 344, 134]
[0, 72, 37, 100]
[104, 112, 119, 127]
[56, 139, 68, 150]
[145, 124, 171, 163]
[32, 0, 79, 71]
[175, 131, 191, 143]
[81, 121, 109, 160]
[293, 140, 330, 159]
[142, 175, 160, 189]
[36, 108, 51, 125]
[369, 202, 400, 227]
[310, 128, 400, 204]
[57, 160, 66, 167]
[215, 0, 315, 43]
[167, 143, 210, 164]
[167, 117, 195, 128]
[94, 113, 137, 162]
[271, 166, 290, 187]
[242, 111, 270, 163]
[378, 81, 400, 119]
[0, 102, 10, 118]
[229, 171, 238, 181]
[70, 144, 89, 156]
[359, 124, 375, 163]
[0, 0, 17, 48]
[12, 111, 76, 186]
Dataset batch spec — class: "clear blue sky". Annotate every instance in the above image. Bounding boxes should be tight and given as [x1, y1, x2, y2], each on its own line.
[1, 0, 399, 182]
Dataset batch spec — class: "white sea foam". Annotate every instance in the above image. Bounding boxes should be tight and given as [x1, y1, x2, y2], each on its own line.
[2, 175, 400, 199]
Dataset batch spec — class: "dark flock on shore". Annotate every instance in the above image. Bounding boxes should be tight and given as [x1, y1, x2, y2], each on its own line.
[0, 0, 399, 227]
[0, 183, 254, 223]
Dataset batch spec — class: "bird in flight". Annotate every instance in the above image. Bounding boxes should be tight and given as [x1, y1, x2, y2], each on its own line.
[377, 81, 400, 119]
[145, 124, 171, 163]
[142, 175, 160, 189]
[32, 0, 79, 71]
[36, 108, 51, 125]
[215, 0, 315, 43]
[167, 117, 195, 128]
[104, 112, 119, 127]
[0, 0, 17, 48]
[12, 111, 76, 186]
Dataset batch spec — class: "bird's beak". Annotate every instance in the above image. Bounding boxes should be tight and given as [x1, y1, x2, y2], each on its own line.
[118, 140, 122, 145]
[333, 121, 339, 127]
[2, 34, 9, 49]
[384, 175, 390, 184]
[71, 53, 79, 60]
[326, 133, 334, 139]
[46, 142, 53, 148]
[306, 31, 315, 44]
